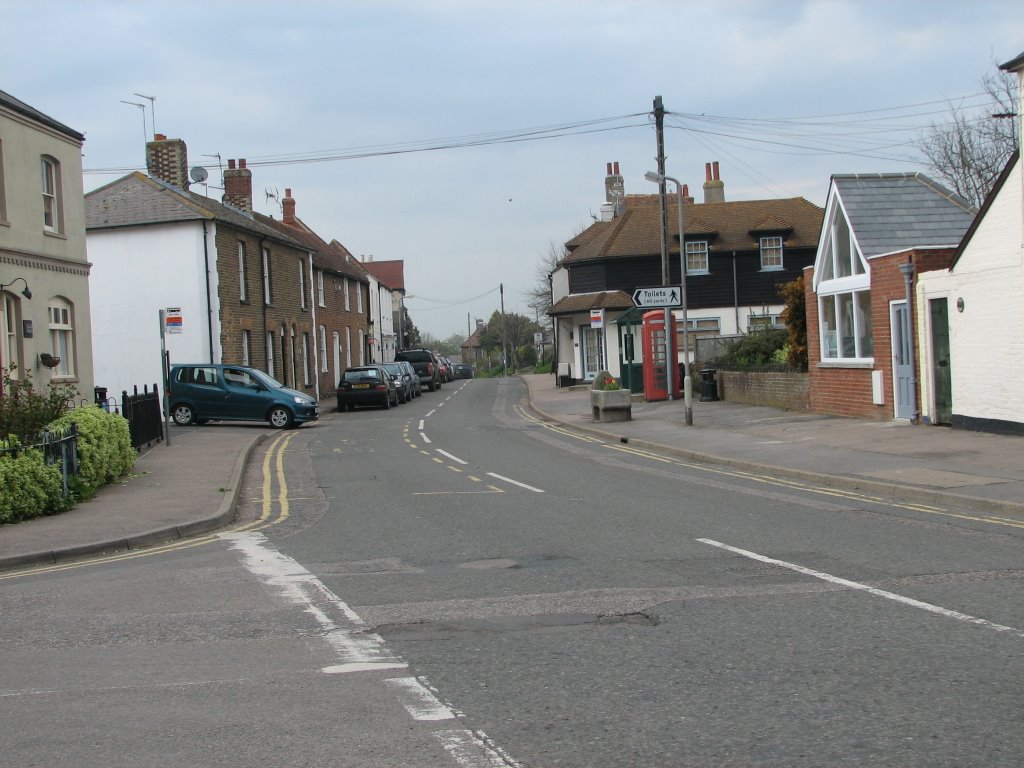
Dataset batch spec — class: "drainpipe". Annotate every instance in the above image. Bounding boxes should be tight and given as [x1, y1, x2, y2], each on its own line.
[732, 252, 739, 333]
[202, 221, 214, 363]
[308, 251, 320, 401]
[259, 238, 268, 374]
[898, 258, 919, 423]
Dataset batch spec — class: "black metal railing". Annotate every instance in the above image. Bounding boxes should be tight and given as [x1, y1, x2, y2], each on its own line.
[0, 422, 79, 496]
[95, 384, 164, 450]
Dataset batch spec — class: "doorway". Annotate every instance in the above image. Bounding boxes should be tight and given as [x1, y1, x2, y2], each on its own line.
[890, 301, 914, 419]
[929, 298, 952, 424]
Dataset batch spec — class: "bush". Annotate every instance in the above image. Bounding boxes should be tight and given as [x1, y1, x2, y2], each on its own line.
[0, 443, 71, 524]
[720, 328, 789, 369]
[592, 371, 622, 390]
[49, 406, 136, 500]
[0, 366, 78, 441]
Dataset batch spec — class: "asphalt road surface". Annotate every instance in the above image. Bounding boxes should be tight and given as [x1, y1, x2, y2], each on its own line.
[3, 376, 1023, 767]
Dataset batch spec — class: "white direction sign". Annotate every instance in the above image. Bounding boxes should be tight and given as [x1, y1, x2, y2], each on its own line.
[632, 286, 682, 308]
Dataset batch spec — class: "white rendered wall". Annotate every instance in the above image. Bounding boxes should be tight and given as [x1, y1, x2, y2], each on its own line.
[918, 157, 1023, 426]
[88, 222, 216, 400]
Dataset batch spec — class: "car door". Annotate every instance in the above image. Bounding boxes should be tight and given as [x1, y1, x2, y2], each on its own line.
[187, 365, 229, 418]
[222, 367, 270, 420]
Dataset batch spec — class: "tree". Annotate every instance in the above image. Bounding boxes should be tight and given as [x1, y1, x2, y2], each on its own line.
[478, 309, 541, 372]
[920, 67, 1019, 208]
[778, 276, 808, 371]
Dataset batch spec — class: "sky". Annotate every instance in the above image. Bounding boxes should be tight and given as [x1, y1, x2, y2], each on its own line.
[2, 1, 1021, 340]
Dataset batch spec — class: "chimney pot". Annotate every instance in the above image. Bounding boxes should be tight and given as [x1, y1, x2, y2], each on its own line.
[228, 159, 236, 169]
[239, 159, 246, 169]
[285, 188, 292, 197]
[705, 162, 713, 182]
[613, 161, 620, 175]
[713, 161, 720, 181]
[154, 133, 166, 141]
[606, 162, 612, 175]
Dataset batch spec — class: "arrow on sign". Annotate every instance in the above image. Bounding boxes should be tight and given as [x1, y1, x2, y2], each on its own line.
[632, 286, 683, 308]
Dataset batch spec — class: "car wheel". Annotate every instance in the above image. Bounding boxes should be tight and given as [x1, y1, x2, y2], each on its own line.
[172, 403, 196, 426]
[268, 406, 294, 429]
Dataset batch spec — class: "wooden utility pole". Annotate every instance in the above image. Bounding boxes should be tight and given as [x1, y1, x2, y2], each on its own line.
[653, 95, 675, 400]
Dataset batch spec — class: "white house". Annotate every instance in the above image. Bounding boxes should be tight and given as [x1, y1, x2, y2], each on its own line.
[914, 50, 1024, 434]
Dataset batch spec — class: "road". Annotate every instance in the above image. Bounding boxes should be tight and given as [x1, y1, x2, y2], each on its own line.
[3, 376, 1024, 766]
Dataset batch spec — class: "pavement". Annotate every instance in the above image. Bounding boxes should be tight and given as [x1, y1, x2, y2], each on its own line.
[3, 373, 1024, 572]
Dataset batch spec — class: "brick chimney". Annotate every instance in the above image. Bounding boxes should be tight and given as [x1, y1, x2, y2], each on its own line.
[282, 188, 296, 226]
[145, 134, 189, 190]
[604, 161, 625, 215]
[703, 161, 725, 204]
[223, 158, 253, 214]
[682, 184, 694, 205]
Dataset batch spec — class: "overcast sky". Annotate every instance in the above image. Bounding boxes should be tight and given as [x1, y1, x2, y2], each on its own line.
[3, 1, 1021, 339]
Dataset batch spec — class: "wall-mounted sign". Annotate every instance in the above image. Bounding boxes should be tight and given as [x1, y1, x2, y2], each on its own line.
[22, 320, 33, 338]
[590, 308, 605, 328]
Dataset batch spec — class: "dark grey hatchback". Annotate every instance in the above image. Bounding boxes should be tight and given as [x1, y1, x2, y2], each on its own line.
[336, 366, 399, 410]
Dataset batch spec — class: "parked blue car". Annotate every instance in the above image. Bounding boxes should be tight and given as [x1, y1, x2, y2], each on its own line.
[168, 364, 319, 429]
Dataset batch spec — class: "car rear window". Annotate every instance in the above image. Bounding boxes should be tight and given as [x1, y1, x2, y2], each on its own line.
[343, 369, 381, 383]
[396, 351, 432, 363]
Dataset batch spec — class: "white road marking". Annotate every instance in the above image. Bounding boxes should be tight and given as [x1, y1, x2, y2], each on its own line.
[426, 410, 436, 418]
[385, 677, 456, 721]
[421, 432, 432, 444]
[221, 532, 408, 670]
[418, 419, 425, 430]
[437, 449, 467, 465]
[435, 729, 523, 768]
[697, 538, 1024, 637]
[486, 472, 544, 493]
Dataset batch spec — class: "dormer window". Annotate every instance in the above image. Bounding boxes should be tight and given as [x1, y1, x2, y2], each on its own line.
[760, 236, 784, 270]
[685, 240, 709, 274]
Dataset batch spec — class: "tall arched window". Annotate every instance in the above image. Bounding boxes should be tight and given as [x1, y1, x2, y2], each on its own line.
[2, 292, 25, 378]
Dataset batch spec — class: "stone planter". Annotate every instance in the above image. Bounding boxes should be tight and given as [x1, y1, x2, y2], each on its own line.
[591, 388, 632, 422]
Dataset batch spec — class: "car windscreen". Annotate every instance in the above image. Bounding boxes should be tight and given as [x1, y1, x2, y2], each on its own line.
[249, 368, 285, 389]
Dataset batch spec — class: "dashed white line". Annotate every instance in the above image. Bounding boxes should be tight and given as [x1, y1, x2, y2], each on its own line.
[385, 677, 456, 721]
[420, 432, 432, 444]
[697, 538, 1024, 637]
[486, 472, 545, 493]
[435, 729, 523, 768]
[436, 449, 467, 465]
[418, 419, 426, 430]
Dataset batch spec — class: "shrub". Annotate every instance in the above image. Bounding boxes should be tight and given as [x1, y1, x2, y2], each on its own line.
[592, 371, 622, 390]
[721, 328, 788, 369]
[0, 442, 71, 524]
[0, 366, 78, 441]
[49, 406, 136, 500]
[778, 276, 808, 370]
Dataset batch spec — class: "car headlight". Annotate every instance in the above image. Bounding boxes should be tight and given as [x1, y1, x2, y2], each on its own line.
[293, 396, 308, 404]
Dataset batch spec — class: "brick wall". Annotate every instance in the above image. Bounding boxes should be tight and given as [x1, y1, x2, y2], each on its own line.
[805, 248, 955, 420]
[719, 370, 809, 410]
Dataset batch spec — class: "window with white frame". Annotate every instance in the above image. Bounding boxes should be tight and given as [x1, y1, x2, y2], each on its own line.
[345, 327, 352, 368]
[674, 316, 721, 354]
[262, 247, 272, 305]
[319, 325, 328, 372]
[814, 202, 872, 360]
[41, 156, 63, 233]
[238, 242, 248, 301]
[299, 260, 307, 309]
[760, 236, 784, 270]
[343, 278, 351, 311]
[3, 293, 22, 377]
[241, 329, 251, 366]
[317, 270, 325, 306]
[356, 284, 363, 314]
[358, 329, 365, 365]
[685, 240, 709, 274]
[301, 332, 310, 386]
[747, 312, 786, 331]
[266, 331, 275, 375]
[0, 139, 8, 223]
[48, 299, 75, 377]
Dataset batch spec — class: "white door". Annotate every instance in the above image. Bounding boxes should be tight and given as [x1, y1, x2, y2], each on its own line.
[890, 301, 914, 419]
[581, 325, 605, 381]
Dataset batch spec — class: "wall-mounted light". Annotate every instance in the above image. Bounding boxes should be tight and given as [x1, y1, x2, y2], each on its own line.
[956, 297, 965, 313]
[1, 277, 32, 300]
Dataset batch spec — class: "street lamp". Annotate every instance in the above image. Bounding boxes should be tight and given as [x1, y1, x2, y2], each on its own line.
[1, 277, 32, 299]
[645, 170, 693, 425]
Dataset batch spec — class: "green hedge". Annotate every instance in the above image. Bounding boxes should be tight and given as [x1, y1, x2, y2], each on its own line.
[0, 406, 136, 524]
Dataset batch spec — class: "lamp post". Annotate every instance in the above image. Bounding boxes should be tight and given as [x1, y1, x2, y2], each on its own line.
[645, 170, 693, 425]
[898, 259, 918, 423]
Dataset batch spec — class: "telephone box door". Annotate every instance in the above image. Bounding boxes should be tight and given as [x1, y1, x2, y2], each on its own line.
[642, 310, 678, 401]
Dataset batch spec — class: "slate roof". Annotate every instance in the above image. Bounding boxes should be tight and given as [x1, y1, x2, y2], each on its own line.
[549, 290, 634, 316]
[255, 213, 368, 281]
[86, 172, 304, 249]
[0, 88, 84, 142]
[564, 194, 823, 264]
[831, 173, 977, 258]
[361, 260, 405, 292]
[1000, 49, 1024, 72]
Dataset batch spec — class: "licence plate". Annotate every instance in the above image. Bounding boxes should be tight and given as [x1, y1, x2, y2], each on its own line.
[353, 383, 370, 388]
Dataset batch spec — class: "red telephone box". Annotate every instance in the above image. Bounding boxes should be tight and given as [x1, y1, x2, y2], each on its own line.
[642, 310, 679, 401]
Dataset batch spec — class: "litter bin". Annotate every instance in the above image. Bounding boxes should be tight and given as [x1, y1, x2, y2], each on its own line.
[94, 385, 109, 411]
[699, 368, 719, 402]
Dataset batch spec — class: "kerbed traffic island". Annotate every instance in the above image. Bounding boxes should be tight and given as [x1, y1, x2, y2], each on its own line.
[590, 371, 632, 423]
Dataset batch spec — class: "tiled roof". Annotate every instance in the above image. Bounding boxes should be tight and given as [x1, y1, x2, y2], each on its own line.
[254, 213, 366, 279]
[564, 194, 823, 264]
[0, 88, 84, 142]
[361, 259, 405, 291]
[832, 173, 977, 257]
[549, 290, 633, 316]
[86, 172, 304, 249]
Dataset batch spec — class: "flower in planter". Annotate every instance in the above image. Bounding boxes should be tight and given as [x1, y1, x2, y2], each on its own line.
[592, 371, 621, 391]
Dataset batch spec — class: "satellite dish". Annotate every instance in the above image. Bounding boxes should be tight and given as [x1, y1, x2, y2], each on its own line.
[189, 166, 209, 183]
